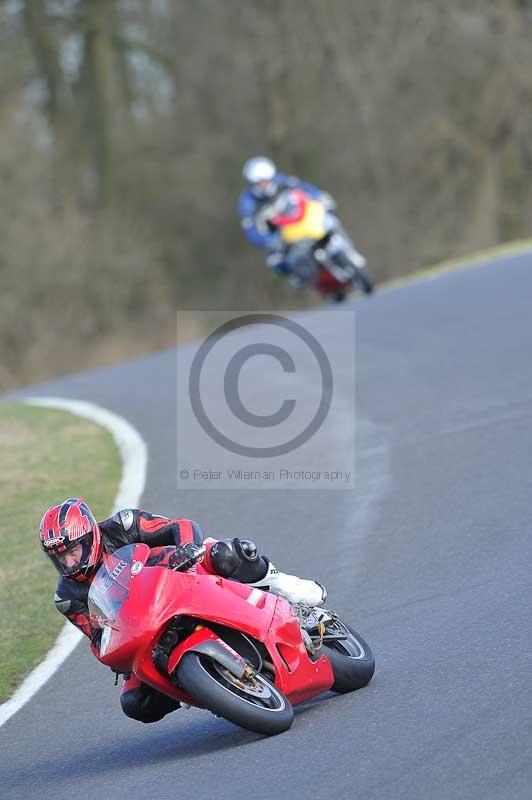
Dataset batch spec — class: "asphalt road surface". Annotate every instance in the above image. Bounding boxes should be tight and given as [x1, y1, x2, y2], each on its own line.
[2, 250, 532, 800]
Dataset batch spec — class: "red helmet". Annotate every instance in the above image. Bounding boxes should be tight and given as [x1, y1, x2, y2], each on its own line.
[39, 498, 102, 581]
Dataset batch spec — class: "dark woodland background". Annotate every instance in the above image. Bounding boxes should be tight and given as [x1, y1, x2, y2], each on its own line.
[2, 0, 532, 388]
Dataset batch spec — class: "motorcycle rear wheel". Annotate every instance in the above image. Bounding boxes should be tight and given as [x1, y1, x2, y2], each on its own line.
[321, 620, 375, 693]
[177, 652, 294, 735]
[332, 250, 374, 295]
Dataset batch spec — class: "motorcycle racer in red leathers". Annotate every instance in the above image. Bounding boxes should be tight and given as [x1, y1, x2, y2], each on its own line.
[40, 498, 326, 723]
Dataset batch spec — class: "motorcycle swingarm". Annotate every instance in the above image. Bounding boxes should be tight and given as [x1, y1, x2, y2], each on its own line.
[167, 627, 248, 681]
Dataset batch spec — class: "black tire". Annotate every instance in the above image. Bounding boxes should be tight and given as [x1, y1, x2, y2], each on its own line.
[331, 250, 374, 295]
[353, 267, 374, 295]
[176, 652, 294, 735]
[322, 621, 375, 693]
[331, 290, 347, 303]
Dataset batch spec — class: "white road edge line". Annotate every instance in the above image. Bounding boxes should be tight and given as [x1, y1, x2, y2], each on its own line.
[0, 396, 147, 729]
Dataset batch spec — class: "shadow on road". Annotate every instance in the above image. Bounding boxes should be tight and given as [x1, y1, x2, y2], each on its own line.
[3, 692, 346, 791]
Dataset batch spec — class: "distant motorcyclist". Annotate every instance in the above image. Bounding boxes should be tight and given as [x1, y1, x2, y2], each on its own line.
[40, 498, 326, 724]
[238, 156, 336, 283]
[238, 156, 370, 299]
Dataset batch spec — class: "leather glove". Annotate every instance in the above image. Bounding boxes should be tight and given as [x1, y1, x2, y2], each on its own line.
[168, 542, 205, 571]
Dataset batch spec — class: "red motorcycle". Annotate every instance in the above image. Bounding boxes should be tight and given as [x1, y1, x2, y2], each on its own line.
[88, 543, 375, 735]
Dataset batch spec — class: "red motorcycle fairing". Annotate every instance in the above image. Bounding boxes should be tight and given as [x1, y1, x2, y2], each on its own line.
[166, 626, 247, 679]
[265, 596, 334, 704]
[164, 594, 334, 705]
[90, 543, 334, 708]
[316, 266, 346, 295]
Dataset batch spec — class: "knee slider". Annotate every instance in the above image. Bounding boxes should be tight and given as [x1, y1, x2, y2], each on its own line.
[236, 539, 258, 561]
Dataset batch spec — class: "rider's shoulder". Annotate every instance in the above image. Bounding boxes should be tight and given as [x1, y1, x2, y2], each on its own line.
[238, 190, 256, 213]
[109, 508, 139, 532]
[283, 175, 321, 196]
[278, 173, 298, 187]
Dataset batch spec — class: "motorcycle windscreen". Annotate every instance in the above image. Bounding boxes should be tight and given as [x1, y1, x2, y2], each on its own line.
[88, 543, 138, 628]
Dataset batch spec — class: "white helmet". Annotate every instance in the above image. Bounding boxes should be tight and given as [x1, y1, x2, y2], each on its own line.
[242, 156, 277, 198]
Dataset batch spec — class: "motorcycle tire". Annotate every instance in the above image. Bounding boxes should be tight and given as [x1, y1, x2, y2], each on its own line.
[321, 621, 375, 693]
[177, 652, 294, 735]
[352, 267, 374, 295]
[330, 290, 347, 303]
[331, 250, 374, 295]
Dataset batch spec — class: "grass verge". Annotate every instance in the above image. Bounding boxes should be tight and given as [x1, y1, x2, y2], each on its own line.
[0, 403, 120, 703]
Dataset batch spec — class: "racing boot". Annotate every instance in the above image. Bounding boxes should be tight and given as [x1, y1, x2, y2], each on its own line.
[288, 274, 305, 289]
[250, 560, 327, 608]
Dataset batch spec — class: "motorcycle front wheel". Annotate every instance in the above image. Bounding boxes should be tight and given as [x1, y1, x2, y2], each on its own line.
[321, 620, 375, 693]
[177, 652, 294, 735]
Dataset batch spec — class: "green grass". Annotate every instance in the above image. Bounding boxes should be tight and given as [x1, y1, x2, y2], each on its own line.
[0, 403, 120, 703]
